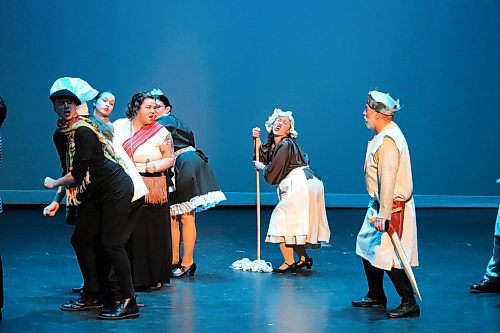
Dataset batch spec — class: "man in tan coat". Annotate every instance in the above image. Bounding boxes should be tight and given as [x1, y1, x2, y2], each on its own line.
[352, 90, 420, 318]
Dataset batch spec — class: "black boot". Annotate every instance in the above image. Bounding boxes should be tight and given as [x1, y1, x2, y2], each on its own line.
[470, 279, 500, 293]
[98, 297, 139, 320]
[387, 300, 420, 318]
[60, 294, 102, 311]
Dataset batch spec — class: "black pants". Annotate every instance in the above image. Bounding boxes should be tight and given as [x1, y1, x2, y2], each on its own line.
[71, 176, 137, 300]
[362, 258, 415, 303]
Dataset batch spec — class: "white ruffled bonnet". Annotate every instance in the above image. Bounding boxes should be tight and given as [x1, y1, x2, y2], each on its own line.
[264, 108, 298, 138]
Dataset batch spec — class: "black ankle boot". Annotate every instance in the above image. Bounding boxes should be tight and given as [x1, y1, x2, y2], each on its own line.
[98, 297, 139, 320]
[387, 300, 420, 318]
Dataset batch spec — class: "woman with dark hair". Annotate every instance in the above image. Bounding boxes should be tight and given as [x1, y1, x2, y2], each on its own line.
[152, 89, 226, 278]
[252, 108, 330, 274]
[89, 91, 115, 140]
[0, 96, 7, 320]
[113, 91, 175, 289]
[44, 77, 140, 320]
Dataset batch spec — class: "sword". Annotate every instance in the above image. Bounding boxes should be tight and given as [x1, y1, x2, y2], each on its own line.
[369, 214, 423, 301]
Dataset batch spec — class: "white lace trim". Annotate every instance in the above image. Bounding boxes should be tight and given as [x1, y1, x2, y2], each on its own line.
[170, 191, 226, 216]
[231, 258, 273, 273]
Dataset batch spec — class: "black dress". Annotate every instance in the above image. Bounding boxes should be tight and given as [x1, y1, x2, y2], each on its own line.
[157, 114, 225, 216]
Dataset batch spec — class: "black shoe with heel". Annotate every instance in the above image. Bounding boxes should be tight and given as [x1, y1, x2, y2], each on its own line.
[295, 257, 313, 270]
[171, 261, 182, 271]
[272, 262, 296, 274]
[173, 263, 197, 278]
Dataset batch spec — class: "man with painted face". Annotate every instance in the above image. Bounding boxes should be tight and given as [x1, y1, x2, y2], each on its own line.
[352, 90, 420, 318]
[44, 78, 140, 320]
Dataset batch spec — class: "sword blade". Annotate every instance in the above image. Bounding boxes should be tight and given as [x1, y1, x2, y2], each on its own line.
[389, 231, 423, 301]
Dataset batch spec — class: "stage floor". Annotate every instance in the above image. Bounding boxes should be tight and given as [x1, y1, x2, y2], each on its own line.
[0, 206, 499, 332]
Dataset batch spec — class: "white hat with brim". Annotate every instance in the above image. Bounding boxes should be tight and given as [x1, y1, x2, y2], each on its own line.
[49, 77, 98, 108]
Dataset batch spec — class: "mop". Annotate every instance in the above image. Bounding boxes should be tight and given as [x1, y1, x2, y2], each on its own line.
[231, 137, 273, 273]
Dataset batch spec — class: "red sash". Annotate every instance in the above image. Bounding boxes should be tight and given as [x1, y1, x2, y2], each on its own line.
[389, 195, 413, 238]
[123, 122, 164, 158]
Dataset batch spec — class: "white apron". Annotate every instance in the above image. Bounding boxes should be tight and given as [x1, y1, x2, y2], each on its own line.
[356, 122, 418, 270]
[266, 166, 330, 245]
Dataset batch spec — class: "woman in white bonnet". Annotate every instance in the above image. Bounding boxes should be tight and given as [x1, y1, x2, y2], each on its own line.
[252, 108, 330, 273]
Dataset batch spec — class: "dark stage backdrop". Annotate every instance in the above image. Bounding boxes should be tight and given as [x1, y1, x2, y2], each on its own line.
[0, 0, 499, 205]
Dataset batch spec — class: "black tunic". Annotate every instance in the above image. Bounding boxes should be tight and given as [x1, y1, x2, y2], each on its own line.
[71, 127, 125, 200]
[259, 138, 309, 185]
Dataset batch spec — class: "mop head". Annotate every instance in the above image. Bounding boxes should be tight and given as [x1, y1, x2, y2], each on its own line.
[231, 258, 273, 273]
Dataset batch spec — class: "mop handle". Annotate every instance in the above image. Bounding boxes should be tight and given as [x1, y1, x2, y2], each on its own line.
[255, 137, 261, 261]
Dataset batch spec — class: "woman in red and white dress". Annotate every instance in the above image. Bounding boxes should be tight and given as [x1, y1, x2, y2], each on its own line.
[114, 92, 175, 290]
